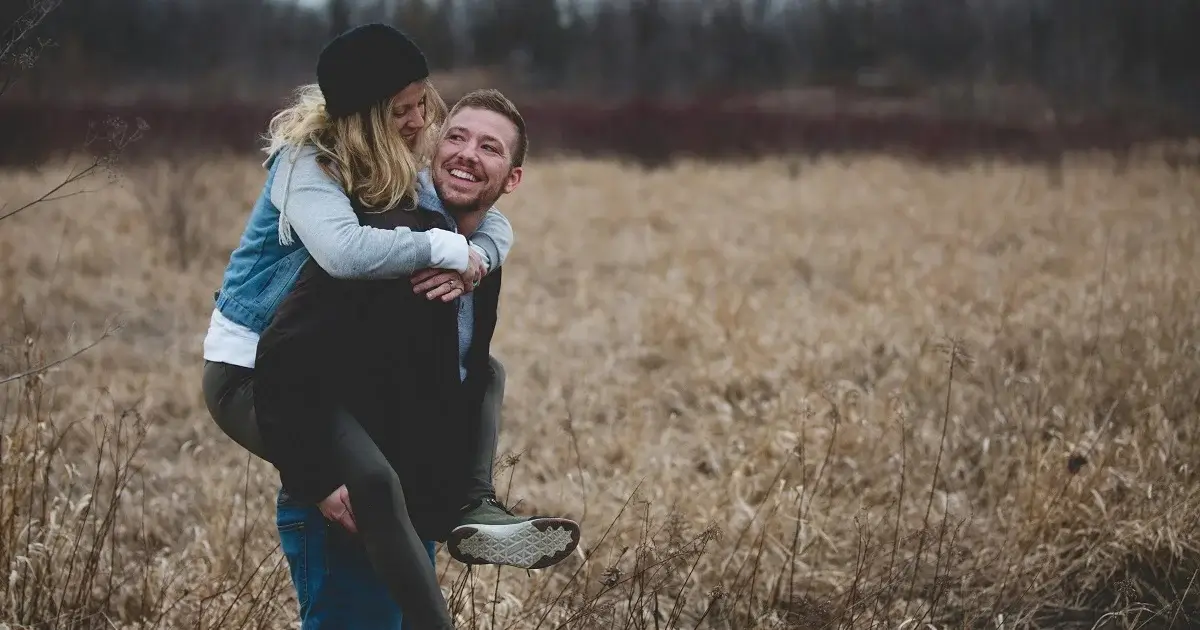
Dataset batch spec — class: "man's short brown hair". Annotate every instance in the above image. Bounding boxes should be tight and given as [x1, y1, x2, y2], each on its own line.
[448, 89, 528, 167]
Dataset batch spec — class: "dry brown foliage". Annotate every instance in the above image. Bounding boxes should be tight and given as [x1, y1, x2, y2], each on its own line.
[0, 149, 1197, 629]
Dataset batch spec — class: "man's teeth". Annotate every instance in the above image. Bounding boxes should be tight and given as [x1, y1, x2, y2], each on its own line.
[450, 169, 478, 182]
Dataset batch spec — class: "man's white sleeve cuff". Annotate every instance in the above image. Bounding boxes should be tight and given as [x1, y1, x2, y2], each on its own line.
[427, 228, 470, 272]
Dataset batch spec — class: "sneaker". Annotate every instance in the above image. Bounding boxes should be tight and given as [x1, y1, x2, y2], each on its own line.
[447, 497, 581, 570]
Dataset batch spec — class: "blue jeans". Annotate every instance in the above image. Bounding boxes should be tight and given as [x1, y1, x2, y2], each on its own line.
[276, 490, 437, 629]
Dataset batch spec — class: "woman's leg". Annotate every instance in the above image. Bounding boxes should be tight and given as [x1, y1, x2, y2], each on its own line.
[202, 360, 270, 460]
[206, 360, 453, 627]
[329, 405, 456, 630]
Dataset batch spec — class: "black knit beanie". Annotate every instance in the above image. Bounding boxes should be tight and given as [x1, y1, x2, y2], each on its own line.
[317, 23, 430, 120]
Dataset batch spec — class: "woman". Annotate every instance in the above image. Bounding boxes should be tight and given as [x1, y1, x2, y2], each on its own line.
[201, 23, 511, 628]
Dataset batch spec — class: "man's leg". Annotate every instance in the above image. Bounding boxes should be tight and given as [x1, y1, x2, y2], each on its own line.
[447, 356, 582, 570]
[276, 490, 437, 629]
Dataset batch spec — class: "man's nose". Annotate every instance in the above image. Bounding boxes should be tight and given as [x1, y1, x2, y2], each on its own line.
[458, 142, 481, 162]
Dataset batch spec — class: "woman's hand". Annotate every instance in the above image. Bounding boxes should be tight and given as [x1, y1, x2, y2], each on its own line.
[412, 269, 468, 301]
[411, 248, 484, 302]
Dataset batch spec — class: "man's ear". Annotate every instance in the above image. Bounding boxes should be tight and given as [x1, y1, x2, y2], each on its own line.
[501, 166, 523, 195]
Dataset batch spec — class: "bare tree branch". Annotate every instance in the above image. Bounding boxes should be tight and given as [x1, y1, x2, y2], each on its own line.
[0, 0, 59, 61]
[0, 0, 62, 99]
[0, 116, 148, 224]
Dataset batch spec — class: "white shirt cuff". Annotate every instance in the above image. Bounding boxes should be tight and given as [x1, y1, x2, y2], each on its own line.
[427, 228, 470, 272]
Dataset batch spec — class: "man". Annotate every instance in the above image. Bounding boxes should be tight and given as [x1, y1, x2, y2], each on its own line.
[255, 89, 580, 629]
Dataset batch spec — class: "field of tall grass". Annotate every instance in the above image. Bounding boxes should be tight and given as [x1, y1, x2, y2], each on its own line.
[0, 148, 1197, 629]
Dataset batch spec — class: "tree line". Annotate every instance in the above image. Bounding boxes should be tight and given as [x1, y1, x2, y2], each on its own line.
[3, 0, 1198, 121]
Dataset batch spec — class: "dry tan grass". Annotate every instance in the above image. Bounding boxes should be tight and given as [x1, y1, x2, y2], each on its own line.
[0, 149, 1197, 629]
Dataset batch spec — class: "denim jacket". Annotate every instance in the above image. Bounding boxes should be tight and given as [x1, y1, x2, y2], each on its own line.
[213, 152, 307, 333]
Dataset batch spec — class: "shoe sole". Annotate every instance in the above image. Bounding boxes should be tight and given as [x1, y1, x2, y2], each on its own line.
[448, 518, 581, 570]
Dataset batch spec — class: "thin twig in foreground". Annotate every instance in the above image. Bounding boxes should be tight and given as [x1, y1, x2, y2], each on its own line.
[0, 160, 105, 224]
[0, 324, 120, 386]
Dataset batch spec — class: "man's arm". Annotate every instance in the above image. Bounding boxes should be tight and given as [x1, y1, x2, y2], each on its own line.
[468, 208, 514, 274]
[414, 207, 515, 300]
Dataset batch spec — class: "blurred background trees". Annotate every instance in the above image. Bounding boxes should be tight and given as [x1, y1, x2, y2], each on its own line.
[5, 0, 1194, 119]
[2, 0, 1196, 166]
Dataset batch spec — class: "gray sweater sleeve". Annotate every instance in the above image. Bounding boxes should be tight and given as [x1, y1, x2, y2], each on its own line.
[271, 145, 474, 280]
[469, 208, 514, 272]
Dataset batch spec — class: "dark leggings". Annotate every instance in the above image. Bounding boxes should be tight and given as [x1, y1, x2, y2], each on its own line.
[202, 358, 506, 629]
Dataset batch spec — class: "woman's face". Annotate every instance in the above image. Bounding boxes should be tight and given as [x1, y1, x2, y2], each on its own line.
[390, 82, 427, 146]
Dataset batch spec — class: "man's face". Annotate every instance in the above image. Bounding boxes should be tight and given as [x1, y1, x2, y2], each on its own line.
[432, 107, 522, 213]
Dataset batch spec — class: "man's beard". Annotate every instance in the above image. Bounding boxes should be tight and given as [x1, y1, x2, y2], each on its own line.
[438, 192, 475, 216]
[434, 179, 502, 218]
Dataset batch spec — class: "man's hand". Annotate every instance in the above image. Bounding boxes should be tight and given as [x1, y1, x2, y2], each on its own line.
[463, 247, 486, 287]
[412, 268, 469, 302]
[319, 485, 358, 533]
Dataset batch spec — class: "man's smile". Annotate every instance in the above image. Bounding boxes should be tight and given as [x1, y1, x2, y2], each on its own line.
[448, 168, 479, 183]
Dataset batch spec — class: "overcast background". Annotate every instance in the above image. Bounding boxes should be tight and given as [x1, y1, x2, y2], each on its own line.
[2, 0, 1197, 164]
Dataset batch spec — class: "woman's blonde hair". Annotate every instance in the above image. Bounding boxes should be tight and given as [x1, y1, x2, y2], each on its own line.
[263, 80, 448, 216]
